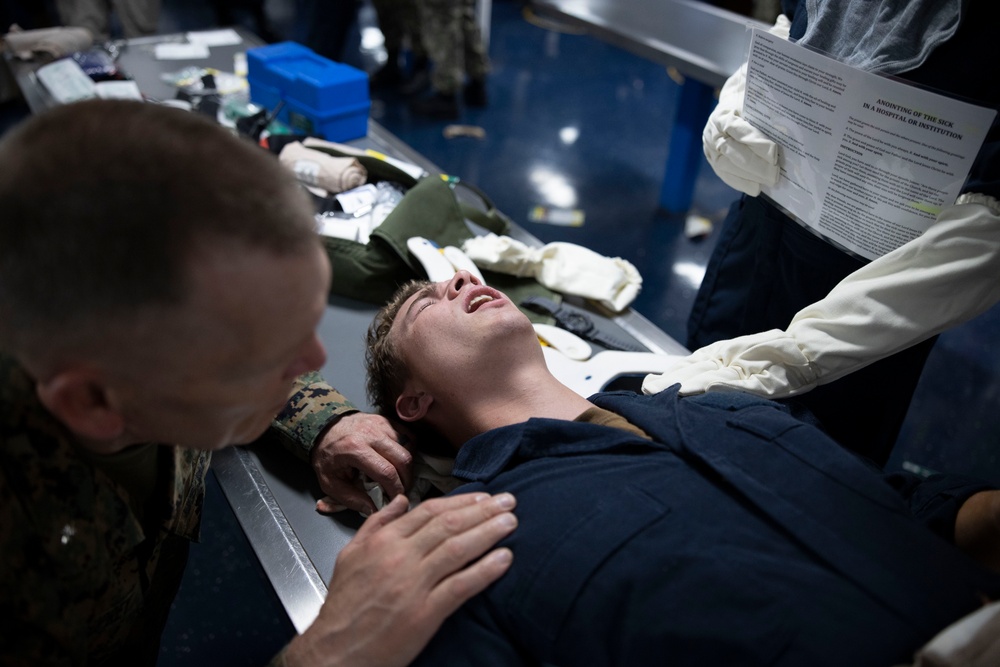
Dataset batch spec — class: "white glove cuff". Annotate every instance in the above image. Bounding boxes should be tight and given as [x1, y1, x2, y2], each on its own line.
[956, 192, 1000, 216]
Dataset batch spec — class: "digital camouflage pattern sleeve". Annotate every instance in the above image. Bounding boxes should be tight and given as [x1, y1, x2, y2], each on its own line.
[271, 371, 358, 463]
[0, 353, 211, 664]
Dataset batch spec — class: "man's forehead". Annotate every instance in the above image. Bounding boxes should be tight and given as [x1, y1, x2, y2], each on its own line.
[182, 242, 326, 340]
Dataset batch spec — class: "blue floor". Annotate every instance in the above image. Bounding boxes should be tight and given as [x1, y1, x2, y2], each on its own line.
[2, 1, 998, 664]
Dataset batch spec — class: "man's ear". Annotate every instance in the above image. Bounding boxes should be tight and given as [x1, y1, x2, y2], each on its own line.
[35, 369, 126, 444]
[395, 388, 434, 423]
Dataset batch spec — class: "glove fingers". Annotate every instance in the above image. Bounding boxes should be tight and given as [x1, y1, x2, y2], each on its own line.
[714, 144, 780, 187]
[642, 360, 739, 396]
[536, 244, 642, 312]
[710, 160, 764, 197]
[642, 359, 710, 395]
[703, 113, 779, 195]
[723, 118, 779, 163]
[705, 108, 775, 162]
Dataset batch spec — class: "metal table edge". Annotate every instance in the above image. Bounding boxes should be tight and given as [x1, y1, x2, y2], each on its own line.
[211, 446, 328, 634]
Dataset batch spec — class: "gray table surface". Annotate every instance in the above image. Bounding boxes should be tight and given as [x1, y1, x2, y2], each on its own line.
[8, 28, 689, 633]
[531, 0, 767, 89]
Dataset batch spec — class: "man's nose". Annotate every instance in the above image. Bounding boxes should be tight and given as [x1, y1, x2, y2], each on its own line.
[284, 334, 327, 381]
[304, 333, 328, 371]
[447, 269, 480, 297]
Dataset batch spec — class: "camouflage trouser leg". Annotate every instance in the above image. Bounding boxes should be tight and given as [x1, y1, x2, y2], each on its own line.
[56, 0, 159, 39]
[372, 0, 424, 57]
[111, 0, 160, 38]
[459, 0, 489, 80]
[403, 0, 426, 60]
[56, 0, 112, 40]
[418, 0, 489, 94]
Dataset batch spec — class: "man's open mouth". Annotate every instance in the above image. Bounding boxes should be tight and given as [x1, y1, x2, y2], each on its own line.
[468, 294, 495, 312]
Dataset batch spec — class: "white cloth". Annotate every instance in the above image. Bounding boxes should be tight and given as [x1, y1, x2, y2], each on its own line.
[643, 194, 1000, 397]
[701, 14, 790, 196]
[898, 601, 1000, 667]
[363, 452, 462, 510]
[2, 25, 92, 59]
[799, 0, 962, 75]
[461, 233, 642, 312]
[278, 142, 368, 194]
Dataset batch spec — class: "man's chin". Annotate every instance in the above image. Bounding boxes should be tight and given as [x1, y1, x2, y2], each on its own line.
[228, 421, 274, 447]
[204, 418, 273, 450]
[210, 404, 285, 449]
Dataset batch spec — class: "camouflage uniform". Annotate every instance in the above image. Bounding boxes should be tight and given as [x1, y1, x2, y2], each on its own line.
[55, 0, 160, 40]
[0, 353, 357, 665]
[418, 0, 490, 94]
[371, 0, 427, 63]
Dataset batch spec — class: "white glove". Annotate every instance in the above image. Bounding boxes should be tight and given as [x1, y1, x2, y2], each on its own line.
[643, 194, 1000, 397]
[461, 234, 642, 312]
[902, 600, 1000, 667]
[702, 14, 790, 196]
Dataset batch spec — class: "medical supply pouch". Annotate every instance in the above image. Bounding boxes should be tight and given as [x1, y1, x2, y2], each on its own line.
[322, 175, 502, 303]
[304, 145, 559, 308]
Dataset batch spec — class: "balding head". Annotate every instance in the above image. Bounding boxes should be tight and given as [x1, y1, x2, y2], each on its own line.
[0, 99, 317, 372]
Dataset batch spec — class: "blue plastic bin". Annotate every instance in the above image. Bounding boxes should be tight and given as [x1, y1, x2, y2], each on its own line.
[285, 98, 371, 142]
[247, 41, 370, 141]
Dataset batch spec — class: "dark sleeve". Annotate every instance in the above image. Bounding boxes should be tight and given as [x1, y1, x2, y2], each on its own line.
[883, 470, 997, 543]
[899, 0, 1000, 200]
[411, 599, 530, 667]
[953, 1, 1000, 201]
[964, 120, 1000, 200]
[784, 0, 807, 39]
